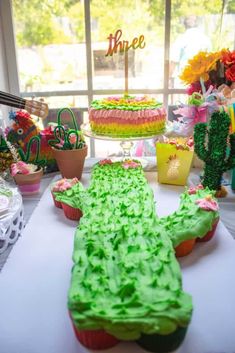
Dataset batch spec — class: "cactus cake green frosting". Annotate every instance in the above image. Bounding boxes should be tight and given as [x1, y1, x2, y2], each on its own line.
[68, 161, 193, 340]
[68, 161, 219, 340]
[160, 188, 219, 247]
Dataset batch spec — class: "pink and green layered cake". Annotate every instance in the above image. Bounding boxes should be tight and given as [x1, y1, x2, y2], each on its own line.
[68, 160, 192, 352]
[89, 96, 166, 137]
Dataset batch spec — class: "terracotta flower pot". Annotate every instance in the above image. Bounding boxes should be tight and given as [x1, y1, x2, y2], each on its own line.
[52, 146, 88, 179]
[13, 168, 43, 195]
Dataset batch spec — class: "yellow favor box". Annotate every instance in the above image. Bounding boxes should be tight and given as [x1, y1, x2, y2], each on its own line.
[156, 142, 194, 186]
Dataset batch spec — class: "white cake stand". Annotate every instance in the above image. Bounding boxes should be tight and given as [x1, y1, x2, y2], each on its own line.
[0, 183, 24, 254]
[81, 122, 172, 160]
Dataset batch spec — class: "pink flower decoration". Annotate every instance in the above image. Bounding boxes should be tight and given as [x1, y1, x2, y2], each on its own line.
[11, 161, 30, 176]
[52, 178, 79, 192]
[195, 195, 219, 211]
[99, 159, 113, 165]
[188, 184, 204, 195]
[69, 133, 77, 145]
[55, 138, 65, 148]
[122, 160, 140, 169]
[70, 177, 79, 186]
[187, 137, 194, 148]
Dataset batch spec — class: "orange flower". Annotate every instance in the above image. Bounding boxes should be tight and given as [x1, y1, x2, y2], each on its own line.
[180, 51, 222, 85]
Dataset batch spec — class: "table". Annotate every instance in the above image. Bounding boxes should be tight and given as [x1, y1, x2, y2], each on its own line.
[1, 168, 235, 353]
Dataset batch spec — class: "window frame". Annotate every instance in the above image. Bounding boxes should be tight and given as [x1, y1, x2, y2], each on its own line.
[1, 0, 187, 156]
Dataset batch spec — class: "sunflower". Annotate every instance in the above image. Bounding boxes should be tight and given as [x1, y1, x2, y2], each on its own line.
[180, 51, 222, 85]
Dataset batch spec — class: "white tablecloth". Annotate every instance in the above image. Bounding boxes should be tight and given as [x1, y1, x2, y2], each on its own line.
[1, 169, 235, 353]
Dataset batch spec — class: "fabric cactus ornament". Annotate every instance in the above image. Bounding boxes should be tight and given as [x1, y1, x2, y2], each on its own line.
[194, 111, 235, 196]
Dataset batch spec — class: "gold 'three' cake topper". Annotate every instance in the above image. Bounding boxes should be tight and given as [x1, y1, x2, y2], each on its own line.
[105, 29, 146, 95]
[105, 29, 145, 56]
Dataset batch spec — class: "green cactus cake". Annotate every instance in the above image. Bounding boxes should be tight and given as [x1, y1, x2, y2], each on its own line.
[67, 160, 220, 352]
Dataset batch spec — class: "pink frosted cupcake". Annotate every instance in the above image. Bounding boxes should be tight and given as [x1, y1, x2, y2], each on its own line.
[50, 178, 75, 208]
[52, 178, 84, 221]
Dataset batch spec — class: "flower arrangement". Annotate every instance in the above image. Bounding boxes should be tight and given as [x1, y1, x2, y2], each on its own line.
[173, 92, 220, 136]
[11, 161, 38, 176]
[49, 108, 88, 179]
[173, 49, 235, 137]
[180, 49, 235, 96]
[221, 49, 235, 83]
[180, 51, 221, 87]
[48, 108, 86, 151]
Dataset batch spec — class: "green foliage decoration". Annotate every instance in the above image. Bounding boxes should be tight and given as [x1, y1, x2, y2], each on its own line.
[194, 111, 235, 191]
[18, 135, 46, 167]
[48, 108, 86, 150]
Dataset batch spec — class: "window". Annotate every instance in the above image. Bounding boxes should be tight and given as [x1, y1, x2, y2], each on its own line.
[2, 0, 235, 156]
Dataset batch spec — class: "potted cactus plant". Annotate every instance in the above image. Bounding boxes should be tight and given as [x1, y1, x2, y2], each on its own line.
[194, 111, 235, 197]
[10, 135, 45, 195]
[49, 108, 87, 179]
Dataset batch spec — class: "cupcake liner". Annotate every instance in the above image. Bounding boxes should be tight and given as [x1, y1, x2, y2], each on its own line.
[175, 238, 196, 257]
[72, 324, 119, 350]
[62, 203, 82, 221]
[137, 327, 188, 353]
[197, 218, 219, 242]
[51, 193, 62, 209]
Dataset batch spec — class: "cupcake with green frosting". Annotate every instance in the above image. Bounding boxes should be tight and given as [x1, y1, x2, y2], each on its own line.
[160, 185, 219, 257]
[68, 160, 193, 351]
[51, 178, 84, 221]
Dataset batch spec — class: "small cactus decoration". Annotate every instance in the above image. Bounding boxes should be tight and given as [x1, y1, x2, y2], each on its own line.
[194, 111, 235, 192]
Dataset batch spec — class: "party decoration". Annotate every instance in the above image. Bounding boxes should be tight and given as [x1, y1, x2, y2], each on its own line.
[17, 135, 46, 167]
[105, 29, 145, 56]
[11, 161, 38, 176]
[180, 49, 235, 97]
[0, 135, 14, 173]
[49, 108, 87, 179]
[7, 110, 40, 147]
[221, 49, 235, 82]
[48, 108, 85, 150]
[0, 90, 48, 119]
[105, 29, 145, 95]
[194, 111, 235, 193]
[156, 137, 194, 186]
[167, 155, 181, 180]
[180, 51, 221, 86]
[6, 110, 57, 173]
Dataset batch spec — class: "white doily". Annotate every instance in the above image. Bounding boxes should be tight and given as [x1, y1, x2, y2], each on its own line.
[0, 182, 24, 254]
